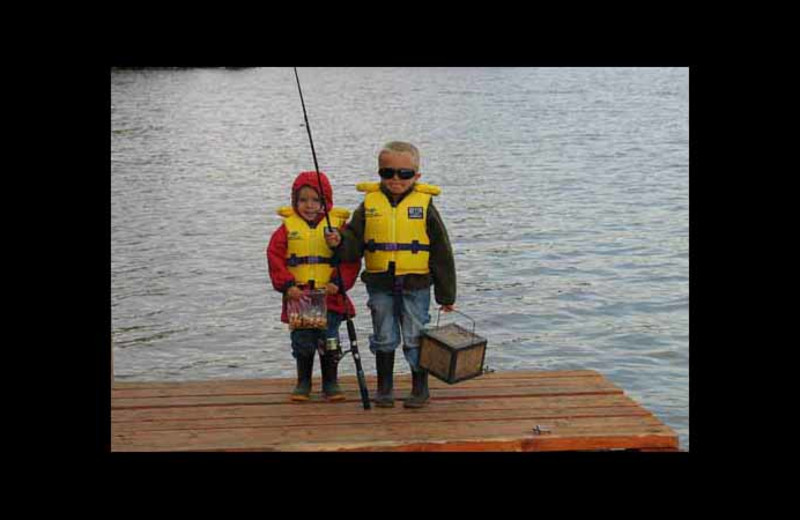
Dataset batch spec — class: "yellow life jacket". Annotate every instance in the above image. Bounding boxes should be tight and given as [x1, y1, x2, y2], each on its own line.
[356, 182, 441, 275]
[277, 206, 350, 286]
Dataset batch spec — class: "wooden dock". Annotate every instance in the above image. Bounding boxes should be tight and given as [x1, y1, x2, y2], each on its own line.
[111, 369, 680, 452]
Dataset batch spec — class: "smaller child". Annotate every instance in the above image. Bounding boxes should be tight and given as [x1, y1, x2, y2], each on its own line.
[267, 171, 360, 402]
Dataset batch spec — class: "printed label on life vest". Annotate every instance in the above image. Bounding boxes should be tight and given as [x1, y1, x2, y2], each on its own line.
[408, 207, 424, 219]
[287, 230, 301, 240]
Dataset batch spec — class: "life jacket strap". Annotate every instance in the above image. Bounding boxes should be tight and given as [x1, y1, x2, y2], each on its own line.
[365, 240, 431, 254]
[287, 254, 333, 267]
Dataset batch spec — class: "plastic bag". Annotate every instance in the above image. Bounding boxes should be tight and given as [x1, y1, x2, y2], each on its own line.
[287, 288, 328, 330]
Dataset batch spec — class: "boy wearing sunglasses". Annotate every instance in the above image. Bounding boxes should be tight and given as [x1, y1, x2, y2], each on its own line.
[325, 141, 456, 408]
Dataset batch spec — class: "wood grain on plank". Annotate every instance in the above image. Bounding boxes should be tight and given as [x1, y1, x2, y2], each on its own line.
[109, 369, 678, 452]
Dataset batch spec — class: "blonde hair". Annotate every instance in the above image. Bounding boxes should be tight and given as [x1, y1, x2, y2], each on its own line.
[379, 141, 420, 171]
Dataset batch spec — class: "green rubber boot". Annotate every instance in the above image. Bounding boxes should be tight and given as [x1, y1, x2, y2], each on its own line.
[321, 352, 345, 401]
[403, 369, 430, 408]
[290, 354, 314, 401]
[374, 351, 395, 408]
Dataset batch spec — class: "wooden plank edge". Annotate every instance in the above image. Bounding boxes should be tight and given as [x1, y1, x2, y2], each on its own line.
[111, 387, 625, 410]
[111, 393, 641, 420]
[111, 376, 614, 399]
[110, 370, 604, 389]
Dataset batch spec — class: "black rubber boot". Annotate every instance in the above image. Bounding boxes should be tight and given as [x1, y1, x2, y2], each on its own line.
[290, 354, 314, 401]
[374, 351, 395, 408]
[321, 352, 345, 401]
[403, 369, 430, 408]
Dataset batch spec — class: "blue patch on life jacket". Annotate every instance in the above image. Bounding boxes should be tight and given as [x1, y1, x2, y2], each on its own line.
[408, 207, 424, 219]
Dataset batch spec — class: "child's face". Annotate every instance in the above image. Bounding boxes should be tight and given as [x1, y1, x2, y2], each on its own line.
[379, 151, 421, 197]
[295, 186, 322, 221]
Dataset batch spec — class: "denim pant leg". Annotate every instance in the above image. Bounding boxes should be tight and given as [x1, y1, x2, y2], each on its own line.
[400, 288, 431, 370]
[366, 287, 401, 354]
[290, 328, 319, 359]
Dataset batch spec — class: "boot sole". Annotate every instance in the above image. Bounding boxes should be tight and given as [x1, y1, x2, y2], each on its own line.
[290, 394, 311, 402]
[403, 397, 430, 408]
[324, 394, 346, 402]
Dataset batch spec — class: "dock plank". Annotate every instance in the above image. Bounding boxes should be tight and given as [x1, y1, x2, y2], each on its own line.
[111, 383, 622, 409]
[113, 415, 673, 452]
[110, 369, 679, 452]
[111, 376, 623, 409]
[112, 405, 653, 433]
[111, 373, 609, 398]
[111, 369, 600, 390]
[112, 394, 642, 423]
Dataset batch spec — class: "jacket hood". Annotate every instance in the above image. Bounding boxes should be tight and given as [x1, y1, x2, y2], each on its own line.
[292, 170, 333, 210]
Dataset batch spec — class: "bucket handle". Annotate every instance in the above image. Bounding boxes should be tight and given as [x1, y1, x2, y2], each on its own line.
[436, 308, 477, 337]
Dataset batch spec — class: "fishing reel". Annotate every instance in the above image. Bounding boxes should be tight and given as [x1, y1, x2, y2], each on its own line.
[318, 336, 352, 365]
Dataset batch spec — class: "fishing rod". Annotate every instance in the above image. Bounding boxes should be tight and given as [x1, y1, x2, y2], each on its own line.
[293, 67, 371, 410]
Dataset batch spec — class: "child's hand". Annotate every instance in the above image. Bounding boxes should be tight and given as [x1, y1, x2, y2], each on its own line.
[324, 228, 341, 248]
[325, 283, 339, 296]
[287, 286, 303, 301]
[440, 304, 455, 312]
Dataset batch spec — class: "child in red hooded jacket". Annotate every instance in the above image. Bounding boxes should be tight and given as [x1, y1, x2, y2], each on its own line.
[267, 171, 361, 401]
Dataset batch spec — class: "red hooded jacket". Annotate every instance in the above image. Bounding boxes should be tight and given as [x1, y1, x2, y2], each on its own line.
[266, 171, 360, 322]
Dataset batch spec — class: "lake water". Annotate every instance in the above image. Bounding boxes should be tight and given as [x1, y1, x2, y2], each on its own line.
[111, 67, 689, 450]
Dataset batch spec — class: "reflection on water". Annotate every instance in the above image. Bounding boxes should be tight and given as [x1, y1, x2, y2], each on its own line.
[111, 67, 689, 449]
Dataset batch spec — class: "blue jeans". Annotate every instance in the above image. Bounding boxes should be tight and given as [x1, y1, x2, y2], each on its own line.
[366, 285, 431, 370]
[290, 311, 343, 359]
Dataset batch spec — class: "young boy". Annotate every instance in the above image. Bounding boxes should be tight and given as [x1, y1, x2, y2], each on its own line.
[325, 142, 456, 408]
[267, 171, 360, 402]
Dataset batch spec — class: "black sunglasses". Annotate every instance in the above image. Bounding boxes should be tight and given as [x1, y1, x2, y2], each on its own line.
[378, 167, 416, 180]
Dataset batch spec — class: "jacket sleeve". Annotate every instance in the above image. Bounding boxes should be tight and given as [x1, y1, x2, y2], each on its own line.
[427, 202, 457, 306]
[266, 223, 296, 293]
[337, 202, 366, 263]
[333, 216, 361, 291]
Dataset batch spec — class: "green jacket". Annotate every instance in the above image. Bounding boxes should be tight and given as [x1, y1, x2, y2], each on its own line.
[337, 184, 456, 306]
